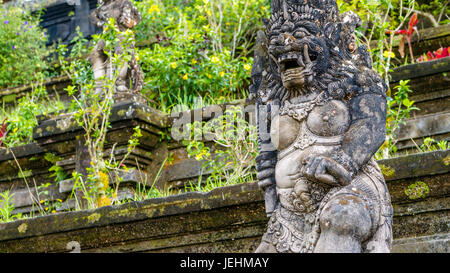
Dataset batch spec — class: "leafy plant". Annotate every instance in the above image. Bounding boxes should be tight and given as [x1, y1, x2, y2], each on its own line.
[44, 153, 68, 182]
[386, 13, 419, 62]
[0, 118, 7, 147]
[0, 5, 49, 88]
[133, 0, 270, 112]
[66, 19, 144, 210]
[415, 137, 450, 153]
[412, 0, 450, 26]
[416, 46, 450, 63]
[0, 190, 15, 222]
[0, 84, 66, 148]
[376, 79, 419, 159]
[185, 105, 258, 192]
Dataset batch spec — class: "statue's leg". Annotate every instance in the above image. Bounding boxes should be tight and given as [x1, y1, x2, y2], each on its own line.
[314, 193, 372, 253]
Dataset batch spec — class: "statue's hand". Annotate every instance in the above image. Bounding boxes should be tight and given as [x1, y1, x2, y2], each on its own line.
[302, 155, 352, 187]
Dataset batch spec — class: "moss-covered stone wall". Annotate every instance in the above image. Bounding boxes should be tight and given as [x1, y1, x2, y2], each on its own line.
[0, 150, 448, 253]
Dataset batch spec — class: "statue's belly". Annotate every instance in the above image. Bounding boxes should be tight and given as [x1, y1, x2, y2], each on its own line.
[271, 99, 351, 189]
[275, 145, 338, 189]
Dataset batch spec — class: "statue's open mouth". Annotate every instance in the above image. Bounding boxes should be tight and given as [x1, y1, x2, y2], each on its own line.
[279, 45, 314, 90]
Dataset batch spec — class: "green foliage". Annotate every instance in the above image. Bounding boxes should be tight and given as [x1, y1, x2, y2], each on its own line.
[185, 106, 258, 192]
[376, 80, 419, 159]
[0, 85, 66, 147]
[416, 137, 449, 153]
[415, 0, 450, 25]
[133, 0, 270, 112]
[44, 153, 68, 182]
[0, 190, 16, 222]
[0, 5, 49, 88]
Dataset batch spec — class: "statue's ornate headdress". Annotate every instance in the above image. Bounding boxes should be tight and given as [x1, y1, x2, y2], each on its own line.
[251, 0, 386, 104]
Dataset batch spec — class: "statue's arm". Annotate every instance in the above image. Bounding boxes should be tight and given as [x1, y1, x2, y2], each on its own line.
[338, 92, 387, 175]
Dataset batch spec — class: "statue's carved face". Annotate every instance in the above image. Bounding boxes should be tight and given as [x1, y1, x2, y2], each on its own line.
[266, 2, 334, 93]
[268, 20, 328, 91]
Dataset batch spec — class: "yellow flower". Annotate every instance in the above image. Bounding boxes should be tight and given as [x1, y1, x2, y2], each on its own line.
[135, 55, 140, 62]
[211, 56, 219, 63]
[171, 62, 178, 69]
[206, 74, 212, 79]
[219, 71, 225, 77]
[148, 4, 160, 14]
[191, 58, 197, 65]
[40, 200, 45, 204]
[45, 207, 49, 211]
[383, 51, 395, 59]
[13, 127, 18, 133]
[98, 171, 109, 191]
[244, 64, 252, 71]
[182, 74, 188, 80]
[51, 210, 56, 214]
[97, 195, 111, 207]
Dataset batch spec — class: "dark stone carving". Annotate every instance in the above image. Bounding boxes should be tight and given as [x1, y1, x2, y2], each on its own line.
[88, 0, 144, 103]
[251, 0, 393, 253]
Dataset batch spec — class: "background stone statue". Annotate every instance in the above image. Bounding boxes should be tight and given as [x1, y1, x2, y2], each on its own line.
[89, 0, 144, 103]
[250, 0, 393, 253]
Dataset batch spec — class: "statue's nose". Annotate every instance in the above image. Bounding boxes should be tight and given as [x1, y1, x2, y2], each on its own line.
[283, 34, 295, 46]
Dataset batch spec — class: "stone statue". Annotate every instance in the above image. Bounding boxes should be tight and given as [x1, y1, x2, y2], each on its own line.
[251, 0, 393, 253]
[88, 0, 144, 103]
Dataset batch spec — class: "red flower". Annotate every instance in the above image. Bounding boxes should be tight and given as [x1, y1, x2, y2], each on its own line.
[0, 118, 8, 147]
[386, 13, 419, 61]
[416, 46, 450, 63]
[434, 47, 449, 59]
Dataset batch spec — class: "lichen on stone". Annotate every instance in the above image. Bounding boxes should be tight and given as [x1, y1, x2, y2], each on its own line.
[405, 181, 430, 200]
[17, 223, 27, 233]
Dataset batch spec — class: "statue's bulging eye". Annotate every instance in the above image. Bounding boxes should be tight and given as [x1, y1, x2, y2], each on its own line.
[293, 31, 305, 39]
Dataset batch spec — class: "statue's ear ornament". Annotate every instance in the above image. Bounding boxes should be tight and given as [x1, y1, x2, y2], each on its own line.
[348, 42, 357, 53]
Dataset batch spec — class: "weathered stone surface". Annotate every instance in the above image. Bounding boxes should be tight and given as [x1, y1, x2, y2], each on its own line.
[0, 75, 71, 106]
[390, 56, 450, 83]
[377, 149, 449, 181]
[392, 233, 449, 253]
